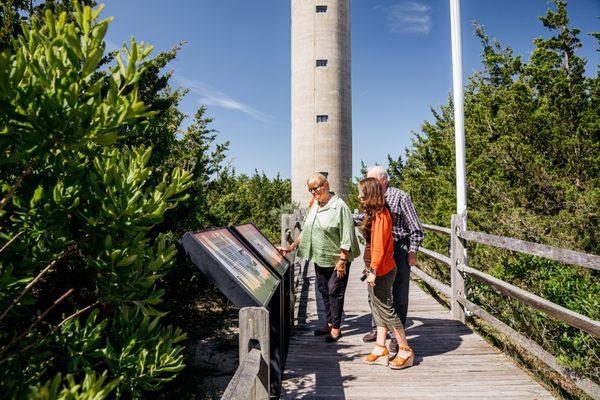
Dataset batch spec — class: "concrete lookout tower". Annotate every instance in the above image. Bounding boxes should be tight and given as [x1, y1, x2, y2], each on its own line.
[291, 0, 352, 203]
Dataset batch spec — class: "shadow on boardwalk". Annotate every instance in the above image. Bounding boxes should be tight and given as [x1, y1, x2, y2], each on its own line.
[344, 313, 470, 366]
[283, 261, 469, 399]
[282, 259, 554, 399]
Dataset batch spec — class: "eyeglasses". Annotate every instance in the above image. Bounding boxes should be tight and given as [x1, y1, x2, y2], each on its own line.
[308, 185, 322, 193]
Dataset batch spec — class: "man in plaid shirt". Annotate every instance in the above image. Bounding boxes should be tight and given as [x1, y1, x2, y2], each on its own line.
[356, 165, 424, 352]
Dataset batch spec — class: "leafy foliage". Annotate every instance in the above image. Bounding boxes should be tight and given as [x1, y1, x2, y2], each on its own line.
[32, 370, 121, 400]
[0, 3, 192, 397]
[393, 0, 599, 387]
[0, 0, 97, 51]
[0, 2, 293, 398]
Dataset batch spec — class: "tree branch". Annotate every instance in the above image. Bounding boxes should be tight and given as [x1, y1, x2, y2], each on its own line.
[0, 232, 22, 255]
[0, 160, 36, 214]
[0, 288, 74, 357]
[10, 300, 101, 358]
[54, 300, 100, 331]
[0, 248, 70, 324]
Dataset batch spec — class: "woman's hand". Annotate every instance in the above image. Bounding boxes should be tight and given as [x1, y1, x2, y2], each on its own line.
[276, 245, 293, 256]
[366, 271, 376, 287]
[335, 259, 347, 278]
[278, 238, 300, 256]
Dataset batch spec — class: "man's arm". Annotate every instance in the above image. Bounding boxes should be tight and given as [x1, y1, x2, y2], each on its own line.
[399, 194, 424, 263]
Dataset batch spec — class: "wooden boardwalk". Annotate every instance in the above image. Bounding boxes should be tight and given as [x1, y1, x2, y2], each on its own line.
[281, 255, 555, 399]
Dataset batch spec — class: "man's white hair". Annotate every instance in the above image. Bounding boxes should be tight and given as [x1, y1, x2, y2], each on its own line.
[367, 165, 388, 181]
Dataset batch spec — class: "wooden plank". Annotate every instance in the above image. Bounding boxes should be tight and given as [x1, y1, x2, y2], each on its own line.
[222, 348, 262, 400]
[419, 247, 451, 266]
[459, 229, 600, 271]
[281, 214, 291, 247]
[451, 214, 467, 322]
[281, 247, 555, 399]
[292, 209, 302, 240]
[461, 264, 600, 337]
[411, 266, 451, 297]
[283, 387, 552, 399]
[238, 307, 270, 400]
[459, 297, 600, 400]
[422, 223, 452, 235]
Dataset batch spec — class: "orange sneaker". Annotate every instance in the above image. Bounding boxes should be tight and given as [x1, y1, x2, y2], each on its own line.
[389, 345, 413, 370]
[362, 343, 389, 366]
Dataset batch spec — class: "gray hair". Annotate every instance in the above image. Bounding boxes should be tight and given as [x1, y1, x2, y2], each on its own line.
[306, 172, 329, 188]
[367, 165, 388, 181]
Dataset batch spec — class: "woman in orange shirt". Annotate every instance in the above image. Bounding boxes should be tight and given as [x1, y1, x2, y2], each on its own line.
[359, 177, 414, 369]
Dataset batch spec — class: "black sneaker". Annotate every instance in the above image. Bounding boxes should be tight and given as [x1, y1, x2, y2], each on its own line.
[325, 332, 343, 343]
[362, 330, 377, 342]
[314, 328, 331, 336]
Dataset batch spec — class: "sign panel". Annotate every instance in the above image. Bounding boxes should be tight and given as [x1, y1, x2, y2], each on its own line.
[193, 229, 278, 305]
[232, 223, 289, 276]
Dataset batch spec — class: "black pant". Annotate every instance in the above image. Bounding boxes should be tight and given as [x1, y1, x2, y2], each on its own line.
[392, 238, 411, 326]
[370, 238, 411, 328]
[314, 262, 351, 329]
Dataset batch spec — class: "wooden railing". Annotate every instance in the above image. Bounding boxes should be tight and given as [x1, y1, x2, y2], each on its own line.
[281, 209, 308, 303]
[222, 210, 306, 400]
[223, 211, 599, 398]
[414, 215, 600, 399]
[222, 307, 270, 400]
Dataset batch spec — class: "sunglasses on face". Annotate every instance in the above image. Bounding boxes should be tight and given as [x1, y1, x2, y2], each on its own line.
[308, 185, 322, 193]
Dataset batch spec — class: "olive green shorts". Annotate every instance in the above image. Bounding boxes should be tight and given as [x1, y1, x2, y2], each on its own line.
[368, 267, 404, 331]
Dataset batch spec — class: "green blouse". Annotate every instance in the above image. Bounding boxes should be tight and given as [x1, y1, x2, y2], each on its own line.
[297, 194, 360, 268]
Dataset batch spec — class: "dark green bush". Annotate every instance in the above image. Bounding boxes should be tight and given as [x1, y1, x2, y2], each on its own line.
[395, 0, 599, 387]
[0, 4, 191, 397]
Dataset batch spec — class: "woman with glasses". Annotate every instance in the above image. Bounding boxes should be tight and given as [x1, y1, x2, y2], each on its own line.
[278, 173, 359, 342]
[358, 177, 413, 369]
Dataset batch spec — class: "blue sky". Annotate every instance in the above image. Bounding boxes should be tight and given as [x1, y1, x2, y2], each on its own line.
[102, 1, 599, 179]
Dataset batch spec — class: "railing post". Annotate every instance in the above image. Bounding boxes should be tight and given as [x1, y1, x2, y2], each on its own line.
[451, 214, 467, 323]
[239, 307, 270, 400]
[291, 209, 305, 291]
[292, 209, 301, 242]
[281, 214, 291, 248]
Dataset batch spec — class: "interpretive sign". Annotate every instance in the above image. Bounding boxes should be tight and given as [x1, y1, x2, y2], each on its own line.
[231, 223, 294, 362]
[182, 228, 278, 306]
[232, 223, 289, 276]
[181, 227, 286, 397]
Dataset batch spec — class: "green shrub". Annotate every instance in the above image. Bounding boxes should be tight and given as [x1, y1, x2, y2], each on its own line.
[0, 3, 191, 397]
[398, 0, 599, 387]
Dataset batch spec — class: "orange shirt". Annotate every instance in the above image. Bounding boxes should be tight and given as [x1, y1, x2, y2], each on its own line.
[370, 208, 396, 276]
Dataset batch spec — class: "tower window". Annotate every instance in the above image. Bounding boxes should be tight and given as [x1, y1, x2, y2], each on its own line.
[316, 59, 328, 67]
[316, 5, 327, 13]
[316, 115, 328, 123]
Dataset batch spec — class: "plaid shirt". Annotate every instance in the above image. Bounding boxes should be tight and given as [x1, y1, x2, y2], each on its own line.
[385, 187, 424, 253]
[355, 186, 424, 253]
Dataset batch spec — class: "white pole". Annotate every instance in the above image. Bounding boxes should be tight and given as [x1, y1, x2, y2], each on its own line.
[449, 0, 469, 321]
[449, 0, 467, 221]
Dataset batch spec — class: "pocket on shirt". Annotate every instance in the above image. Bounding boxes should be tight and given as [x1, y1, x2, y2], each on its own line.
[319, 213, 340, 232]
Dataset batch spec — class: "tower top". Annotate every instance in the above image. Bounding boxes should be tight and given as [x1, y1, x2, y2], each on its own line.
[291, 0, 352, 203]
